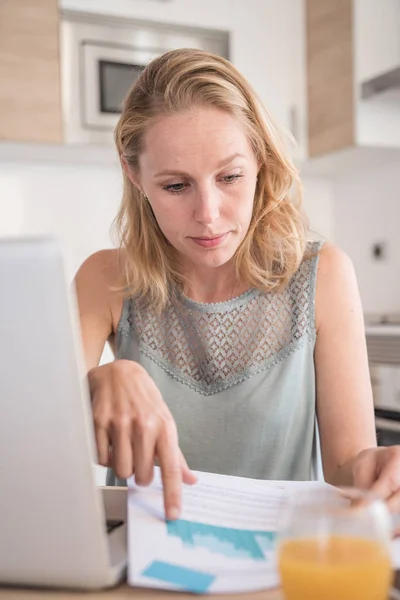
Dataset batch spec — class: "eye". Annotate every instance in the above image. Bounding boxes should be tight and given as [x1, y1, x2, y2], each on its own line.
[222, 174, 243, 185]
[162, 182, 188, 195]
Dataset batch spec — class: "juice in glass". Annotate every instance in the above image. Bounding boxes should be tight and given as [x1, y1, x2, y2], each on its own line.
[277, 487, 393, 600]
[279, 535, 392, 600]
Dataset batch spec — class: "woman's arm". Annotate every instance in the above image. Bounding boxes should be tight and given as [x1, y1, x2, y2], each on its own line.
[314, 243, 377, 486]
[74, 249, 196, 516]
[74, 249, 121, 371]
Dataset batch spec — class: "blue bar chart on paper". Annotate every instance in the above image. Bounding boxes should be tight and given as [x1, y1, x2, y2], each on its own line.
[139, 518, 277, 594]
[166, 519, 275, 560]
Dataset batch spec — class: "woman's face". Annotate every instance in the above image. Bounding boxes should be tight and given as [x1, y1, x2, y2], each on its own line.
[131, 106, 259, 271]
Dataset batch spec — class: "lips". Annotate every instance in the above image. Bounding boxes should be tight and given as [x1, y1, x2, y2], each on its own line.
[190, 233, 228, 248]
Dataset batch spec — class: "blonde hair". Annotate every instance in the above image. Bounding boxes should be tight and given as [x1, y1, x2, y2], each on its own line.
[113, 48, 309, 311]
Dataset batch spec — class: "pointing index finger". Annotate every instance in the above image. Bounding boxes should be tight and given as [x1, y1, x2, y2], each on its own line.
[156, 430, 183, 521]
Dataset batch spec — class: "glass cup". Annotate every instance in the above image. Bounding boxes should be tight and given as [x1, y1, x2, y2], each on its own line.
[276, 486, 393, 600]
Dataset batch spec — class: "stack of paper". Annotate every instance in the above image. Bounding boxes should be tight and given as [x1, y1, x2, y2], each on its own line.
[127, 469, 326, 594]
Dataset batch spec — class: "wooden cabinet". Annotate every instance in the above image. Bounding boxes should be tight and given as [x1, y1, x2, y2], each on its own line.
[0, 0, 62, 144]
[306, 0, 354, 158]
[305, 0, 400, 159]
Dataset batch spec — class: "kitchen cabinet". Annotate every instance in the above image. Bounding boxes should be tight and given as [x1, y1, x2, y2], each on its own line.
[0, 0, 62, 144]
[60, 0, 399, 164]
[306, 0, 400, 161]
[0, 0, 307, 160]
[355, 0, 400, 84]
[231, 0, 307, 161]
[61, 0, 307, 160]
[60, 0, 233, 31]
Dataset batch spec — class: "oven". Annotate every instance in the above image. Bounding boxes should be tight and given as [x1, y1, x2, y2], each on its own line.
[367, 323, 400, 446]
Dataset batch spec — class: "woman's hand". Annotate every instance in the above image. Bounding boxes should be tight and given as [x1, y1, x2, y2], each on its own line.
[353, 446, 400, 511]
[88, 359, 197, 519]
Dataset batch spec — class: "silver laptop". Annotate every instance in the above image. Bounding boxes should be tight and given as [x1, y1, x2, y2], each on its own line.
[0, 237, 127, 590]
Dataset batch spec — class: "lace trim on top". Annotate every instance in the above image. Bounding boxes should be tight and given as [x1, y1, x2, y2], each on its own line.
[118, 241, 322, 395]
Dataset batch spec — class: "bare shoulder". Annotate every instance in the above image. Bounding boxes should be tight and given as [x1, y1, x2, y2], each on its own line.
[75, 248, 123, 286]
[74, 248, 126, 332]
[315, 242, 361, 332]
[316, 241, 353, 271]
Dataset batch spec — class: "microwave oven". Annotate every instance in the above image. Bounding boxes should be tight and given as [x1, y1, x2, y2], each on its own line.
[60, 10, 230, 146]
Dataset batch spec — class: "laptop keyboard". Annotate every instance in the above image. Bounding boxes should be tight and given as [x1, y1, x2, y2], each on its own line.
[106, 519, 124, 534]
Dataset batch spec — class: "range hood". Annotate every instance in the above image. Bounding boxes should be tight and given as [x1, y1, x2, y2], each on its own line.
[361, 65, 400, 100]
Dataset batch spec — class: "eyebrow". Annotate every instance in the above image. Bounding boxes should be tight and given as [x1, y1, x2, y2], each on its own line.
[153, 152, 247, 178]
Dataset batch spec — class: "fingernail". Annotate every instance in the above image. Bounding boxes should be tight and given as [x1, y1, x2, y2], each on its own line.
[168, 507, 180, 521]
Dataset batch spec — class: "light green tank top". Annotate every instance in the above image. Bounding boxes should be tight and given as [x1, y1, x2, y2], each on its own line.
[107, 241, 323, 485]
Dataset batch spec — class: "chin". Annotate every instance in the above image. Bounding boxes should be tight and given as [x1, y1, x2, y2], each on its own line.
[194, 248, 237, 268]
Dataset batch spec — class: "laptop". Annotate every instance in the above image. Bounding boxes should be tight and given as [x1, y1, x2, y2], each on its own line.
[0, 237, 127, 590]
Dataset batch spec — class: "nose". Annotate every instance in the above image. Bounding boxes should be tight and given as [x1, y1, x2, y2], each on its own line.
[194, 188, 220, 226]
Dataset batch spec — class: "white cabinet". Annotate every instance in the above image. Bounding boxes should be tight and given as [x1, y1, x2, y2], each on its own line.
[355, 0, 400, 83]
[230, 0, 307, 161]
[60, 0, 234, 30]
[354, 0, 400, 150]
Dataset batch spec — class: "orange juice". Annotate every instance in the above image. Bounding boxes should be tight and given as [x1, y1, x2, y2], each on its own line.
[278, 536, 393, 600]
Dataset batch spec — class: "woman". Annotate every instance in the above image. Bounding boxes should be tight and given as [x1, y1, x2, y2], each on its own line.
[75, 48, 400, 520]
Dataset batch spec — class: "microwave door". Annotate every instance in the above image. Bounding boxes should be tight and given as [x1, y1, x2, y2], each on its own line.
[81, 43, 162, 130]
[99, 60, 144, 115]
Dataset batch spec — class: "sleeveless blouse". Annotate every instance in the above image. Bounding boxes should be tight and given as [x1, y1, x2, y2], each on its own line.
[107, 241, 323, 485]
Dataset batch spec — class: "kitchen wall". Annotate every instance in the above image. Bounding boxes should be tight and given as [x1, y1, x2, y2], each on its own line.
[302, 177, 335, 242]
[334, 159, 400, 316]
[0, 160, 121, 279]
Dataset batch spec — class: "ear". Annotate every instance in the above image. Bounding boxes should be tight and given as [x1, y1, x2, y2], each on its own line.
[121, 156, 142, 193]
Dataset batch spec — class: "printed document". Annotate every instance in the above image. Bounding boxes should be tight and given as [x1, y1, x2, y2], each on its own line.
[127, 468, 326, 594]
